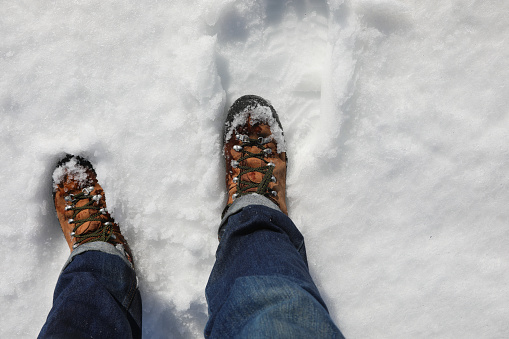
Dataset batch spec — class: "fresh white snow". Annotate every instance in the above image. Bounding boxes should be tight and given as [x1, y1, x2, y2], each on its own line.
[225, 103, 287, 153]
[1, 0, 508, 338]
[52, 157, 91, 191]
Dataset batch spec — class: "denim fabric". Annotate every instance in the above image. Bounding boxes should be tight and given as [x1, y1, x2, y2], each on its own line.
[39, 202, 342, 338]
[205, 204, 344, 338]
[38, 247, 142, 339]
[62, 240, 134, 273]
[219, 192, 282, 238]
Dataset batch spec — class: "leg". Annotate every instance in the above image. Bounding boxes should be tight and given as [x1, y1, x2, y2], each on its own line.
[40, 155, 142, 338]
[205, 200, 343, 338]
[39, 243, 142, 339]
[206, 96, 343, 338]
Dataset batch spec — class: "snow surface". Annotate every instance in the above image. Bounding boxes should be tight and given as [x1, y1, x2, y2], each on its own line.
[1, 0, 508, 338]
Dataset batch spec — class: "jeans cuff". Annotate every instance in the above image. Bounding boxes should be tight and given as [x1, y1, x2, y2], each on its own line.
[219, 193, 282, 238]
[61, 241, 133, 274]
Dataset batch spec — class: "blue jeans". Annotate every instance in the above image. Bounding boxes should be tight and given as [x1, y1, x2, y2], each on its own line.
[38, 241, 142, 339]
[39, 200, 343, 338]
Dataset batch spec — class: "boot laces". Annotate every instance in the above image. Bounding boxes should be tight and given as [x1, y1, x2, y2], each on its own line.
[66, 186, 115, 249]
[232, 134, 277, 201]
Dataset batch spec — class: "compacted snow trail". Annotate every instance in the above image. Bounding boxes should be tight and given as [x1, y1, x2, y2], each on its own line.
[1, 0, 509, 338]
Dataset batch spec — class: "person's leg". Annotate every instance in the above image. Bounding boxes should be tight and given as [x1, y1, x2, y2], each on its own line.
[39, 243, 142, 339]
[205, 198, 343, 338]
[205, 95, 343, 338]
[39, 154, 141, 339]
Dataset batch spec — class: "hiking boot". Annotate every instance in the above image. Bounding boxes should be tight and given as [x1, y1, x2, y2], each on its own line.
[52, 154, 134, 266]
[223, 95, 288, 217]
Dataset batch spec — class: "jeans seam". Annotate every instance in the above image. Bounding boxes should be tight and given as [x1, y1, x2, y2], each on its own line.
[124, 271, 137, 310]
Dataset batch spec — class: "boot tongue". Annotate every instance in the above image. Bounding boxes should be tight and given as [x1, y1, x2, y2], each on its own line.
[242, 120, 274, 185]
[243, 154, 265, 184]
[74, 193, 102, 234]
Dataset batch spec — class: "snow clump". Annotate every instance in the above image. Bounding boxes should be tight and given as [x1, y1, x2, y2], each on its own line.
[52, 157, 91, 192]
[225, 104, 287, 154]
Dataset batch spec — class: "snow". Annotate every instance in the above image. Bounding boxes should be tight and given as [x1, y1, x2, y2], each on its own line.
[1, 0, 508, 338]
[52, 157, 91, 191]
[225, 103, 287, 153]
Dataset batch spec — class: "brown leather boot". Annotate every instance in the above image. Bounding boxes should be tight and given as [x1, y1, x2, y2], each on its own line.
[223, 95, 288, 217]
[53, 154, 134, 266]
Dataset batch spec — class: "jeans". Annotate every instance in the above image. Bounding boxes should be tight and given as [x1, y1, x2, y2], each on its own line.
[39, 200, 343, 338]
[38, 242, 142, 339]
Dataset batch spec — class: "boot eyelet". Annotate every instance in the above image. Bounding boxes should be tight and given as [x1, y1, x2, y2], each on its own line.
[267, 162, 275, 167]
[232, 193, 239, 200]
[264, 148, 272, 156]
[104, 222, 113, 226]
[99, 208, 108, 214]
[68, 219, 74, 224]
[92, 194, 102, 202]
[82, 186, 95, 195]
[236, 134, 248, 142]
[271, 176, 277, 183]
[72, 243, 79, 249]
[65, 206, 73, 211]
[231, 160, 239, 168]
[70, 231, 75, 236]
[258, 136, 271, 144]
[233, 176, 239, 183]
[233, 145, 243, 152]
[271, 190, 277, 197]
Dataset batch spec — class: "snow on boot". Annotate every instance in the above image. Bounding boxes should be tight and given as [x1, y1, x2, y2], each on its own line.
[223, 95, 288, 217]
[52, 154, 134, 266]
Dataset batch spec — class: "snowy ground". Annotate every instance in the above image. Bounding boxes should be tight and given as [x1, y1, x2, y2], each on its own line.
[1, 0, 508, 338]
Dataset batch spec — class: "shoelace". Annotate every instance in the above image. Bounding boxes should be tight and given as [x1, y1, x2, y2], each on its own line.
[65, 186, 115, 249]
[231, 134, 277, 201]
